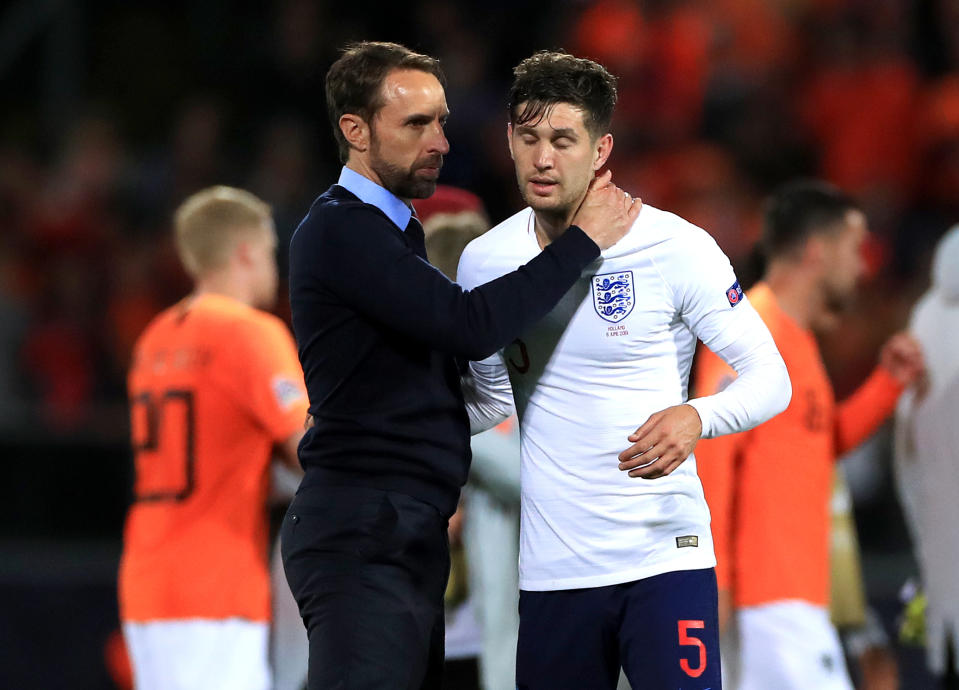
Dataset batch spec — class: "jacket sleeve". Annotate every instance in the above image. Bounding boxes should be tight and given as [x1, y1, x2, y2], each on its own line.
[298, 204, 598, 361]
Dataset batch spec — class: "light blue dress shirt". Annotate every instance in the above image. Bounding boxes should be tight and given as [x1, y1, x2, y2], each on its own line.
[337, 166, 413, 231]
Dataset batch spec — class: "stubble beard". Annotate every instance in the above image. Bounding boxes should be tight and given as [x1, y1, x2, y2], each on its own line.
[824, 277, 858, 315]
[370, 137, 441, 200]
[813, 279, 857, 333]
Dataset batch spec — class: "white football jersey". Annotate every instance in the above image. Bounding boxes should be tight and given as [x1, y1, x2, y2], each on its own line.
[457, 204, 789, 591]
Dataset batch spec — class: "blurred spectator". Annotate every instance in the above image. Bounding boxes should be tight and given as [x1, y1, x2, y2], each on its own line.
[118, 186, 308, 690]
[134, 96, 229, 223]
[695, 180, 924, 689]
[830, 470, 900, 690]
[417, 187, 522, 690]
[460, 420, 521, 690]
[247, 116, 319, 278]
[0, 237, 30, 413]
[894, 225, 959, 687]
[20, 254, 102, 430]
[105, 238, 167, 374]
[799, 8, 920, 210]
[617, 142, 760, 265]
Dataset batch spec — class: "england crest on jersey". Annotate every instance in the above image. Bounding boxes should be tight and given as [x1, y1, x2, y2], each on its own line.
[592, 271, 634, 323]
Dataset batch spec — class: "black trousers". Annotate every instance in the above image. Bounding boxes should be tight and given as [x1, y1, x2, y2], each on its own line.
[281, 484, 450, 690]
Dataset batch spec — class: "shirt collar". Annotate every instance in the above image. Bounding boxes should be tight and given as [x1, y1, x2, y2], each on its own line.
[337, 166, 413, 231]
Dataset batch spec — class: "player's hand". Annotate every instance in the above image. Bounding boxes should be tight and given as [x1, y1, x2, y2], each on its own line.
[572, 170, 642, 251]
[618, 404, 702, 479]
[879, 332, 925, 387]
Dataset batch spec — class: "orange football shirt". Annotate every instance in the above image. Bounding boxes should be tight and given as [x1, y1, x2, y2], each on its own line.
[694, 283, 902, 608]
[118, 293, 308, 622]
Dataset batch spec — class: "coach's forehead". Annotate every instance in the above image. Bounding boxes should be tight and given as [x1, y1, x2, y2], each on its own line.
[379, 69, 447, 113]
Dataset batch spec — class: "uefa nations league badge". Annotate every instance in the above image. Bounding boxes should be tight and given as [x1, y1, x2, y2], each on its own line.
[592, 271, 634, 323]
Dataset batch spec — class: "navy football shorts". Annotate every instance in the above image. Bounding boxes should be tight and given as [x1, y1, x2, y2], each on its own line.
[516, 567, 721, 689]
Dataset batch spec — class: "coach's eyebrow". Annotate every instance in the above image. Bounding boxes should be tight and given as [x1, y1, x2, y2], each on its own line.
[403, 108, 449, 127]
[404, 113, 434, 126]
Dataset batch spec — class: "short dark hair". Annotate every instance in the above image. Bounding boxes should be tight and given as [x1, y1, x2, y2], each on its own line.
[508, 51, 618, 139]
[325, 41, 446, 163]
[762, 180, 861, 260]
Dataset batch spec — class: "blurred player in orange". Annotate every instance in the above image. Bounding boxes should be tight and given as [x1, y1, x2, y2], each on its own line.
[118, 186, 308, 690]
[694, 180, 924, 689]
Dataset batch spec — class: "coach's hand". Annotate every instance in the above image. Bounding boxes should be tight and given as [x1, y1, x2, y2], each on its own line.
[572, 170, 642, 251]
[618, 404, 702, 479]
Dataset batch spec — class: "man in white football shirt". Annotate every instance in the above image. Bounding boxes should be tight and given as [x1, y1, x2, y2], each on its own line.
[457, 51, 791, 689]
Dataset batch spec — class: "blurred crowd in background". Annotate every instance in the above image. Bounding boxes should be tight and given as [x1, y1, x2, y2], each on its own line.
[4, 0, 959, 436]
[2, 0, 959, 686]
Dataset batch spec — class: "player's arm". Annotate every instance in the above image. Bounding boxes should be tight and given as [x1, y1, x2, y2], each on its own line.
[619, 234, 791, 479]
[686, 315, 791, 436]
[277, 428, 306, 472]
[461, 356, 515, 435]
[455, 239, 517, 435]
[468, 420, 522, 504]
[217, 317, 311, 472]
[269, 430, 305, 503]
[834, 331, 924, 456]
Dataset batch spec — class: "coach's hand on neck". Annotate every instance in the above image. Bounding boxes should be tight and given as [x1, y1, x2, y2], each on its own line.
[570, 170, 641, 251]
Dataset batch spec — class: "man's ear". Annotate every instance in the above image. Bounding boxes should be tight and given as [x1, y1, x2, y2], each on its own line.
[593, 133, 613, 171]
[233, 239, 254, 269]
[506, 123, 515, 161]
[802, 235, 827, 269]
[339, 113, 370, 153]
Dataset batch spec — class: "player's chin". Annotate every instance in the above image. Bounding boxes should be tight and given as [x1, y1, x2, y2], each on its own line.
[525, 193, 565, 213]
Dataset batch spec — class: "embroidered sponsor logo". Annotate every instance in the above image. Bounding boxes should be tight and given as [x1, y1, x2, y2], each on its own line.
[591, 271, 634, 323]
[272, 376, 305, 410]
[726, 280, 743, 306]
[676, 535, 699, 548]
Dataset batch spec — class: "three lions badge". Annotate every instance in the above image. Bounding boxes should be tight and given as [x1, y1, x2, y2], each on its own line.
[592, 271, 634, 323]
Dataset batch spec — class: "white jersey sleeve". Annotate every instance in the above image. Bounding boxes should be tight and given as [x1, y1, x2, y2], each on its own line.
[462, 356, 514, 434]
[689, 326, 792, 438]
[457, 240, 516, 435]
[669, 232, 792, 438]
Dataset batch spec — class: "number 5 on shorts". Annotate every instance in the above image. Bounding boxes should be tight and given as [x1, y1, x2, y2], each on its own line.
[678, 619, 706, 678]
